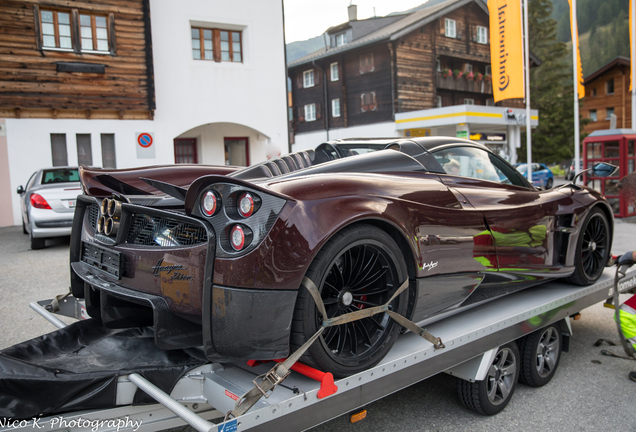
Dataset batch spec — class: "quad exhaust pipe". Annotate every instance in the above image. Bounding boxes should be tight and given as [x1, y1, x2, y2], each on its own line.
[97, 198, 122, 237]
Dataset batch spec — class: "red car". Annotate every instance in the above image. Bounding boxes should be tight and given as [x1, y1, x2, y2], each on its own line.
[69, 137, 615, 377]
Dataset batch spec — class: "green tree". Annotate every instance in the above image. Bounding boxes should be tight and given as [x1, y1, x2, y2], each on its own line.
[519, 0, 587, 164]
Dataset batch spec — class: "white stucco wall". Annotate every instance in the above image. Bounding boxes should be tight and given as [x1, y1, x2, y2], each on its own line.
[292, 121, 399, 152]
[149, 0, 289, 156]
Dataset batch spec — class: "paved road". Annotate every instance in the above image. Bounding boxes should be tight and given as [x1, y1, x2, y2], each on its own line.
[1, 187, 635, 431]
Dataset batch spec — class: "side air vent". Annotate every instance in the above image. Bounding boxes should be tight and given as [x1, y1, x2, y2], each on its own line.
[87, 203, 99, 230]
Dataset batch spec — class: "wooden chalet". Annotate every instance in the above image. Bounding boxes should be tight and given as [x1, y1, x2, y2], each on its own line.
[582, 57, 632, 134]
[288, 0, 514, 138]
[0, 0, 154, 120]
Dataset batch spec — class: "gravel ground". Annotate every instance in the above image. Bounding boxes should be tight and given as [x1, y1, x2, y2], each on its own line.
[1, 197, 635, 431]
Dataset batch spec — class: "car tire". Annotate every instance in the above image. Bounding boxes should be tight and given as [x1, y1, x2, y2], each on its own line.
[30, 231, 45, 250]
[457, 342, 520, 415]
[566, 207, 610, 285]
[518, 325, 561, 387]
[291, 224, 409, 378]
[546, 178, 553, 189]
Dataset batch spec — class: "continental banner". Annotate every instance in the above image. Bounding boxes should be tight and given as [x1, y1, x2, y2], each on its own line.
[488, 0, 525, 102]
[568, 0, 584, 98]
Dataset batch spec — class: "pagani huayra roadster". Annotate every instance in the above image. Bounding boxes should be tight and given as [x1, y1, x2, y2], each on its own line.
[70, 137, 616, 377]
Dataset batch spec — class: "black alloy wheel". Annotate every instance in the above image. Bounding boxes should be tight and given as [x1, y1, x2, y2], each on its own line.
[458, 342, 520, 416]
[567, 207, 610, 285]
[292, 224, 408, 378]
[518, 324, 562, 387]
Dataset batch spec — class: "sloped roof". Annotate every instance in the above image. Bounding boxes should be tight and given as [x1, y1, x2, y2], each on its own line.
[288, 0, 488, 68]
[583, 56, 630, 84]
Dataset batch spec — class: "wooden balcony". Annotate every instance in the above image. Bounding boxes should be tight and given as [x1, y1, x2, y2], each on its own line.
[436, 72, 493, 94]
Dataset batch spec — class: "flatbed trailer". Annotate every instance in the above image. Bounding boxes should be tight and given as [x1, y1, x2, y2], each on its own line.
[4, 266, 635, 432]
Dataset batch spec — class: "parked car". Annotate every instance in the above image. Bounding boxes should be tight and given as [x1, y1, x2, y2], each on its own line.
[514, 163, 554, 188]
[69, 138, 615, 377]
[17, 167, 81, 249]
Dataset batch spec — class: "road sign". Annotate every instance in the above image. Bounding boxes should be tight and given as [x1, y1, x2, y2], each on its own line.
[136, 132, 155, 159]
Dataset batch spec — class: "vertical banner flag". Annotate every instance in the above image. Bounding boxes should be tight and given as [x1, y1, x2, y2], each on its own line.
[568, 0, 584, 98]
[488, 0, 525, 102]
[630, 0, 634, 91]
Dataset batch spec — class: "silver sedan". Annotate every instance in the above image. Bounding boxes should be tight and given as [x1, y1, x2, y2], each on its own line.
[16, 167, 81, 249]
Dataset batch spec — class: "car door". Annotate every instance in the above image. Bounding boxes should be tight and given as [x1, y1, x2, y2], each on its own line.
[21, 171, 38, 225]
[433, 145, 568, 276]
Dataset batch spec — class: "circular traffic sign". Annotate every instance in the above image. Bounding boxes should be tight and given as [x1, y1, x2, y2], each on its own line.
[138, 133, 153, 148]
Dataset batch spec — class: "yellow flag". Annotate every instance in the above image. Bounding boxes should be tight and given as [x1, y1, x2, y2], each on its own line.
[630, 0, 634, 91]
[568, 0, 584, 99]
[488, 0, 525, 102]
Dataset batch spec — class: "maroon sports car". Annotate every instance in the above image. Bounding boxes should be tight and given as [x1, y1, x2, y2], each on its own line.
[69, 137, 615, 377]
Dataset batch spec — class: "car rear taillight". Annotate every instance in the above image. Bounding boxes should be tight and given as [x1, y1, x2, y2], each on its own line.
[30, 194, 51, 209]
[238, 192, 254, 218]
[230, 225, 246, 251]
[201, 190, 218, 216]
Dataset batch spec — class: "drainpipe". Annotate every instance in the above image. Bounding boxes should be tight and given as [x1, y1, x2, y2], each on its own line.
[313, 60, 329, 141]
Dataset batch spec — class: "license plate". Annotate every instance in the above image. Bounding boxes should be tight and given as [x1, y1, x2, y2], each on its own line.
[81, 241, 122, 279]
[68, 200, 76, 208]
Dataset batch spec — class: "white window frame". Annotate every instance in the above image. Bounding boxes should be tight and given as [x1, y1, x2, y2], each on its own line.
[303, 70, 314, 88]
[605, 107, 614, 120]
[606, 79, 614, 95]
[485, 65, 491, 75]
[332, 98, 341, 117]
[445, 18, 456, 38]
[437, 95, 442, 108]
[476, 25, 488, 44]
[304, 103, 316, 122]
[590, 110, 597, 121]
[436, 60, 441, 72]
[465, 64, 473, 73]
[464, 98, 474, 105]
[330, 62, 339, 81]
[336, 33, 346, 46]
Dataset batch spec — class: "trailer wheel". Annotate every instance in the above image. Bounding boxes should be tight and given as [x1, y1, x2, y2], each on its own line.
[518, 325, 561, 387]
[291, 224, 408, 378]
[457, 342, 520, 415]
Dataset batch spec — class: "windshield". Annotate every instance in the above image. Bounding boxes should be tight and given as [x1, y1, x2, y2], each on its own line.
[515, 164, 528, 174]
[42, 168, 80, 184]
[337, 144, 387, 156]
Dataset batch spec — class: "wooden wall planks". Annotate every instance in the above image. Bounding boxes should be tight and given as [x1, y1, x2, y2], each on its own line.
[0, 0, 152, 118]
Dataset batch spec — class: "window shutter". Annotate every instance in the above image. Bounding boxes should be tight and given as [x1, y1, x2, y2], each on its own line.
[33, 5, 42, 50]
[370, 92, 377, 111]
[108, 13, 116, 55]
[314, 69, 321, 86]
[440, 19, 445, 35]
[316, 102, 322, 119]
[296, 74, 303, 89]
[360, 94, 367, 112]
[298, 106, 304, 122]
[213, 29, 221, 62]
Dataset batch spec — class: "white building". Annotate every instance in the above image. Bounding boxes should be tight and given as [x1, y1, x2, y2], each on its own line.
[0, 0, 288, 227]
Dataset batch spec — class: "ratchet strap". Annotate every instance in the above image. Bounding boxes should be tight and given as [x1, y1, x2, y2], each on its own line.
[226, 277, 444, 420]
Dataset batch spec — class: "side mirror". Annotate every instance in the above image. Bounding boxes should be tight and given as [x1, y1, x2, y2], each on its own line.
[571, 162, 618, 185]
[16, 185, 24, 195]
[591, 162, 618, 177]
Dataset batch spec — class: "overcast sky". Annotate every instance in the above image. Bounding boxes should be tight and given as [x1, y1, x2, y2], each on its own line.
[283, 0, 430, 43]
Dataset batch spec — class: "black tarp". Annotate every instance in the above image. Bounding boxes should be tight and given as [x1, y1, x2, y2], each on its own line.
[0, 319, 207, 419]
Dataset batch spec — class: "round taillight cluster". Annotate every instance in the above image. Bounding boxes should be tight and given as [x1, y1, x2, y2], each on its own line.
[201, 190, 218, 216]
[238, 192, 254, 218]
[230, 225, 246, 251]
